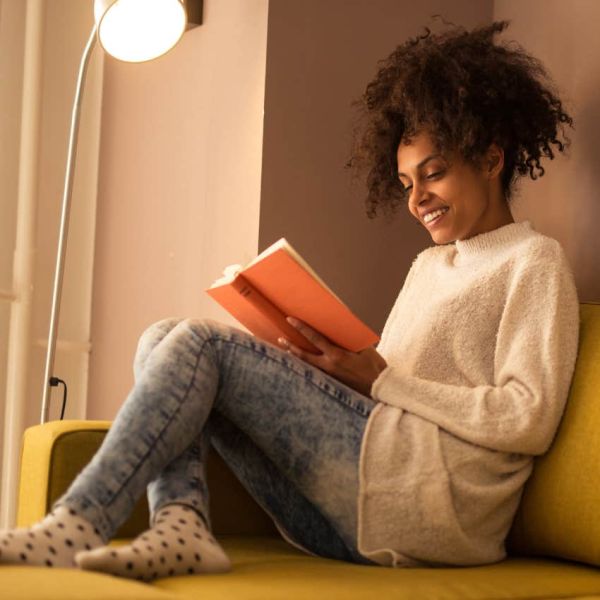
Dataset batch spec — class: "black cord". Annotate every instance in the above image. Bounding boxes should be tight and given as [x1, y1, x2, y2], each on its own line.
[49, 377, 68, 420]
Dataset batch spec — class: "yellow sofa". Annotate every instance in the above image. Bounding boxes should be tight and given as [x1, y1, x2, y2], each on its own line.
[3, 302, 600, 600]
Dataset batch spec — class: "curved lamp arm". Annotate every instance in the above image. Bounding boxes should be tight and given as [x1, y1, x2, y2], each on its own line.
[40, 24, 98, 424]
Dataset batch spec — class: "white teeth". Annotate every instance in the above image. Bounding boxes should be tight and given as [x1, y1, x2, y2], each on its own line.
[423, 207, 448, 223]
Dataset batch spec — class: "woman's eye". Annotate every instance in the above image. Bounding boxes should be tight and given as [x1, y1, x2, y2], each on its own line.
[399, 170, 444, 193]
[427, 171, 443, 179]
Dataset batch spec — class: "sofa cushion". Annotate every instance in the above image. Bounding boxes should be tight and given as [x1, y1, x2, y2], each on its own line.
[0, 566, 181, 600]
[151, 535, 600, 599]
[3, 536, 600, 600]
[507, 303, 600, 567]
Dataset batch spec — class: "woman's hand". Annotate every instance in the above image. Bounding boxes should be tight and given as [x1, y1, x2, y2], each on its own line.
[277, 317, 387, 398]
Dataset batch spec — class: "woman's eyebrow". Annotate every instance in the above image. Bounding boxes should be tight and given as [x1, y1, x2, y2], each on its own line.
[397, 153, 443, 177]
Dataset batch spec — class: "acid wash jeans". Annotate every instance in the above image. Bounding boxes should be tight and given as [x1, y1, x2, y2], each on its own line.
[55, 318, 379, 566]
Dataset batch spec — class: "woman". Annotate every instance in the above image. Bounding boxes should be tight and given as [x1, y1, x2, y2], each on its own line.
[0, 19, 579, 578]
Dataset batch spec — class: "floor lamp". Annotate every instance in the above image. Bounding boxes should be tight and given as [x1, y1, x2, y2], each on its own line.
[40, 0, 202, 423]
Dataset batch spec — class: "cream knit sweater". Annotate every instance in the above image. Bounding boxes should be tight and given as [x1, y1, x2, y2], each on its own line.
[357, 220, 580, 567]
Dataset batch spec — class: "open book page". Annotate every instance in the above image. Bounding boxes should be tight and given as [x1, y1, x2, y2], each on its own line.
[209, 263, 243, 288]
[210, 238, 343, 304]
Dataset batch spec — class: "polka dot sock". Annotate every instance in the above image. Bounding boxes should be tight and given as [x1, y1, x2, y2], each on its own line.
[75, 504, 232, 581]
[0, 504, 104, 568]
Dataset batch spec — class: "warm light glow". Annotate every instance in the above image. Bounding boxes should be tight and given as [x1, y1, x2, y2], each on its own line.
[95, 0, 186, 63]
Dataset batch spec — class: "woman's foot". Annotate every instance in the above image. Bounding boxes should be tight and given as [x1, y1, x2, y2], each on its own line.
[75, 504, 231, 581]
[0, 505, 104, 567]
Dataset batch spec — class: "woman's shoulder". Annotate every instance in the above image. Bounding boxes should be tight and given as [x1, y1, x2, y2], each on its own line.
[505, 229, 579, 305]
[512, 228, 571, 271]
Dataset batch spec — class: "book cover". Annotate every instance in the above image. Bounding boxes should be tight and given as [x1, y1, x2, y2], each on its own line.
[206, 238, 380, 353]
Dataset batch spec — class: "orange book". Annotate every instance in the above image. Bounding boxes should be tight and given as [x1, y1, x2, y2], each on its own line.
[206, 238, 380, 354]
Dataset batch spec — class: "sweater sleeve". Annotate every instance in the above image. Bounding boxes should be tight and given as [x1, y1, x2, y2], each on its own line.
[370, 242, 580, 455]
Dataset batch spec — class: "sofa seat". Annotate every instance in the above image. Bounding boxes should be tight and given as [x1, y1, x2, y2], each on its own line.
[156, 536, 600, 600]
[0, 565, 180, 600]
[3, 535, 600, 600]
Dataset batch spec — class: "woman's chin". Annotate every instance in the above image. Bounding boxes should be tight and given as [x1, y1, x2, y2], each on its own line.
[428, 228, 454, 245]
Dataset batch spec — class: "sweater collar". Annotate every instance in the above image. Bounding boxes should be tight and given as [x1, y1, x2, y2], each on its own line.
[454, 220, 534, 260]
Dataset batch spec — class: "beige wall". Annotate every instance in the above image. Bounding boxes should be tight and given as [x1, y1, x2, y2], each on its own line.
[87, 0, 269, 419]
[494, 0, 600, 302]
[259, 1, 493, 334]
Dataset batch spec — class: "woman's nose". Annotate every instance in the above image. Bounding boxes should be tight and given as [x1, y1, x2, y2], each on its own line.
[408, 181, 426, 207]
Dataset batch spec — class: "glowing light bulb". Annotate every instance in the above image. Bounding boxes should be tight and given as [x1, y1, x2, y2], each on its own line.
[95, 0, 187, 63]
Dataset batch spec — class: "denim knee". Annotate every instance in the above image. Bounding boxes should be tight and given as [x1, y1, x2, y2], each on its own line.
[134, 317, 185, 378]
[178, 317, 241, 344]
[139, 317, 184, 347]
[134, 317, 242, 381]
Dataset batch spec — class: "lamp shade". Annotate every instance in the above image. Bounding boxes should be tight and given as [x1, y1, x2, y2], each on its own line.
[94, 0, 187, 62]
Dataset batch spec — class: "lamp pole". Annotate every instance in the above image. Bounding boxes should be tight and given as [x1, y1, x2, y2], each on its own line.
[40, 24, 98, 423]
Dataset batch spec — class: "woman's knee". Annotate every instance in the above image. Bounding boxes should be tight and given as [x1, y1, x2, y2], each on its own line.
[177, 317, 237, 342]
[134, 317, 185, 377]
[136, 317, 240, 374]
[139, 317, 184, 347]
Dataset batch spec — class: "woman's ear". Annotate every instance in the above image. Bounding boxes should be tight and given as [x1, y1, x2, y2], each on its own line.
[486, 143, 504, 178]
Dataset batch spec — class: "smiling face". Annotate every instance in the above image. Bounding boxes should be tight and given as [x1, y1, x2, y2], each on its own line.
[396, 131, 514, 244]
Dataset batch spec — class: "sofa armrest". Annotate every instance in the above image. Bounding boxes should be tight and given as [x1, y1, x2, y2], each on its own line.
[17, 420, 277, 538]
[17, 420, 112, 526]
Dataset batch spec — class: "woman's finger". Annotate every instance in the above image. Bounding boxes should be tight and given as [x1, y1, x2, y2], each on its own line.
[278, 337, 316, 365]
[286, 317, 333, 352]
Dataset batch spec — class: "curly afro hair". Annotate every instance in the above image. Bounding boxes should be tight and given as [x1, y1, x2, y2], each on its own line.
[346, 18, 574, 220]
